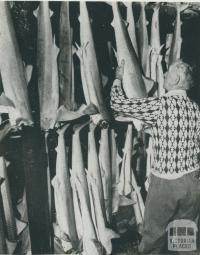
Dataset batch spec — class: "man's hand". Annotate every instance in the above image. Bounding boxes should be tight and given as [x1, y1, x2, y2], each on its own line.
[115, 59, 125, 81]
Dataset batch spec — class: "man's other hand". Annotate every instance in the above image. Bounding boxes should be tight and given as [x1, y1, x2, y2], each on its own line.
[115, 59, 125, 81]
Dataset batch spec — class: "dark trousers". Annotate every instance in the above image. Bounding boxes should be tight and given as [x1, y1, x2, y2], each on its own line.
[139, 172, 200, 255]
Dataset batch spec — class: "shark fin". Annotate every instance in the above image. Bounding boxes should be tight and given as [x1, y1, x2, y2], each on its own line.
[33, 7, 39, 18]
[116, 152, 122, 165]
[122, 19, 129, 28]
[74, 43, 82, 60]
[51, 176, 58, 188]
[101, 73, 109, 87]
[53, 37, 60, 56]
[16, 218, 27, 236]
[50, 9, 54, 18]
[72, 45, 77, 55]
[25, 65, 33, 84]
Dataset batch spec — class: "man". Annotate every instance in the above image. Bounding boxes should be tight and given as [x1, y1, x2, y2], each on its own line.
[110, 59, 200, 254]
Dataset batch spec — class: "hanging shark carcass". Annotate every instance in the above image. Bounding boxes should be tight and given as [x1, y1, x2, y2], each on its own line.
[35, 2, 97, 131]
[168, 3, 189, 67]
[119, 124, 144, 227]
[58, 2, 75, 111]
[34, 1, 59, 131]
[168, 3, 182, 67]
[99, 128, 112, 224]
[87, 174, 119, 255]
[52, 124, 79, 253]
[88, 123, 106, 220]
[0, 158, 17, 242]
[0, 179, 18, 254]
[110, 2, 154, 98]
[71, 172, 102, 255]
[71, 121, 103, 254]
[137, 2, 150, 77]
[149, 4, 162, 82]
[76, 2, 110, 127]
[0, 2, 33, 126]
[71, 121, 91, 241]
[125, 2, 139, 57]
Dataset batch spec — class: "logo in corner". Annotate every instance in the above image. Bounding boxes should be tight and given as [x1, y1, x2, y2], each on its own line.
[166, 219, 197, 251]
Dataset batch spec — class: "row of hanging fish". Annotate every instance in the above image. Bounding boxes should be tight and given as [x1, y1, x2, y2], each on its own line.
[52, 121, 147, 254]
[0, 1, 189, 254]
[0, 1, 188, 130]
[111, 2, 189, 99]
[0, 155, 27, 254]
[109, 1, 188, 191]
[0, 2, 189, 131]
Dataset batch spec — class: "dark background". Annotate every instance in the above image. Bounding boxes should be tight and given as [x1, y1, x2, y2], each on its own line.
[6, 0, 200, 209]
[3, 3, 200, 253]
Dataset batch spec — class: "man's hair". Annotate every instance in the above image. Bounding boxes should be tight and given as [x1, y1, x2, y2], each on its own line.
[170, 60, 194, 90]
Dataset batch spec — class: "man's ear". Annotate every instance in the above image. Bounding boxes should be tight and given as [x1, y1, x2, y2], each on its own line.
[169, 70, 180, 86]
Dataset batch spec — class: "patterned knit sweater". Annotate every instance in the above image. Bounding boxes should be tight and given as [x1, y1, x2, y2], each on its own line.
[111, 79, 200, 179]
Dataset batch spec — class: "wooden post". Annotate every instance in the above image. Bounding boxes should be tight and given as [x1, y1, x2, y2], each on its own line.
[21, 126, 52, 254]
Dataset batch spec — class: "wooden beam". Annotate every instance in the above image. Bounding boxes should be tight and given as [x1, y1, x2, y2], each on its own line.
[21, 127, 52, 254]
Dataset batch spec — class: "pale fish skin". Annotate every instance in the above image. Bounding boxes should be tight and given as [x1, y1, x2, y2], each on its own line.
[88, 124, 106, 221]
[110, 129, 121, 214]
[58, 2, 75, 110]
[164, 34, 173, 69]
[156, 54, 165, 97]
[125, 2, 139, 57]
[35, 2, 59, 131]
[74, 176, 103, 255]
[71, 121, 101, 254]
[71, 173, 83, 241]
[150, 5, 161, 55]
[168, 3, 182, 66]
[149, 5, 161, 82]
[0, 2, 33, 125]
[137, 2, 149, 76]
[87, 174, 119, 255]
[110, 130, 134, 214]
[79, 2, 110, 123]
[99, 128, 112, 224]
[52, 124, 79, 251]
[72, 122, 91, 212]
[118, 124, 133, 196]
[111, 2, 147, 98]
[118, 124, 144, 226]
[0, 157, 17, 242]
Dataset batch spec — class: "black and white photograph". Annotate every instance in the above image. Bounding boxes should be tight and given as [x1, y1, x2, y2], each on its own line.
[0, 1, 200, 254]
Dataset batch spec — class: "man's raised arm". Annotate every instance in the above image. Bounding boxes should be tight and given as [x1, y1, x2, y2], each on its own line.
[110, 60, 161, 125]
